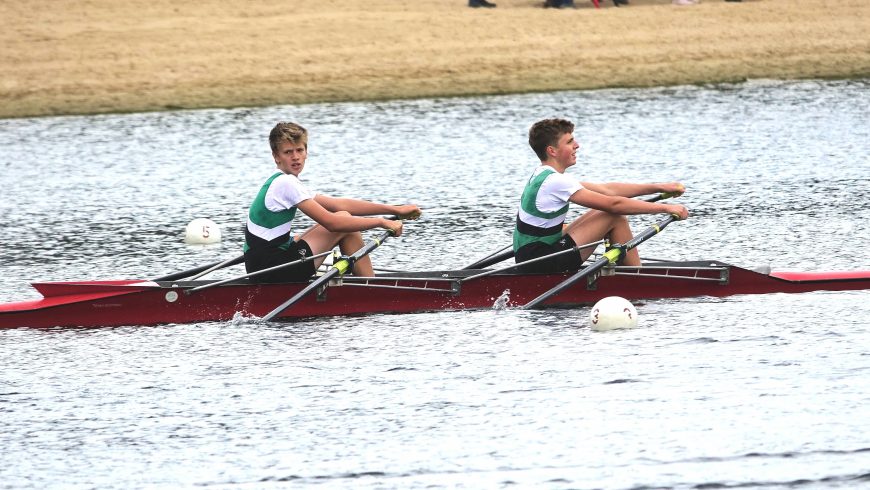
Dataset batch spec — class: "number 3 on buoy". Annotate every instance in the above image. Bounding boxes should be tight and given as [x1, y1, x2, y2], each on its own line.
[589, 296, 638, 331]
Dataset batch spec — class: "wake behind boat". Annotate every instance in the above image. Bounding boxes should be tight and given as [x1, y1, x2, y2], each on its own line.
[2, 259, 869, 329]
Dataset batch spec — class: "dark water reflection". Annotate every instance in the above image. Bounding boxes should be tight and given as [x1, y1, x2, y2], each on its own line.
[1, 79, 869, 489]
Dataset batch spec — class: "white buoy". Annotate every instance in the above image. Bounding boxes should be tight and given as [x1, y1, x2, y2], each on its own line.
[184, 218, 222, 244]
[589, 296, 638, 331]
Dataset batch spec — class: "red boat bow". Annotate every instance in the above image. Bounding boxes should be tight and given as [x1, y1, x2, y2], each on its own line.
[769, 270, 870, 281]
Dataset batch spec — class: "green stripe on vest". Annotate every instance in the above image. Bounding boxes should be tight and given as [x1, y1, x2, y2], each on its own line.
[514, 168, 567, 252]
[248, 172, 298, 229]
[520, 169, 569, 219]
[513, 228, 562, 251]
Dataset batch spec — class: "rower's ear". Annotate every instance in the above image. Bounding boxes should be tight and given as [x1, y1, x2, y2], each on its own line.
[545, 145, 558, 159]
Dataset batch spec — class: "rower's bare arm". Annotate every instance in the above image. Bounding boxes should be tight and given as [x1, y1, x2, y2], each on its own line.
[571, 188, 689, 219]
[660, 182, 685, 197]
[581, 181, 685, 198]
[298, 199, 403, 234]
[314, 195, 421, 220]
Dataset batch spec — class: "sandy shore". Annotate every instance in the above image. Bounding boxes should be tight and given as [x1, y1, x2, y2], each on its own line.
[1, 0, 868, 119]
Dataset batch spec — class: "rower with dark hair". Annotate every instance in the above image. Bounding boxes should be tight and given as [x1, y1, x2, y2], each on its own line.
[244, 122, 421, 283]
[513, 118, 688, 273]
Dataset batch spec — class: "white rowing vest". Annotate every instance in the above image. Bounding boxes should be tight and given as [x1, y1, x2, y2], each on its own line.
[245, 172, 315, 251]
[513, 166, 582, 251]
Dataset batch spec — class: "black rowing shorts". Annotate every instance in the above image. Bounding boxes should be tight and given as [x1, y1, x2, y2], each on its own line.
[515, 234, 584, 274]
[245, 238, 317, 283]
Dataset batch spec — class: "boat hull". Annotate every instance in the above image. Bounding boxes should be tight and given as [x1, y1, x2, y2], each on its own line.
[1, 261, 869, 329]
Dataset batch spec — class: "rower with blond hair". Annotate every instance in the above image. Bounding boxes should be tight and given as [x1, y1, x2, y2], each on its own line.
[244, 122, 421, 282]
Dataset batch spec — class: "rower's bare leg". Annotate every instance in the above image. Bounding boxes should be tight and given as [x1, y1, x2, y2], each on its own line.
[337, 232, 374, 277]
[564, 210, 641, 266]
[297, 214, 375, 277]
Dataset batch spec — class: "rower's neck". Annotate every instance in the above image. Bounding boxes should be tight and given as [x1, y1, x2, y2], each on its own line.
[543, 161, 566, 174]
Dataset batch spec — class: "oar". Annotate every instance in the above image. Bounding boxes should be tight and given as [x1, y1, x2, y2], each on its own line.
[460, 239, 605, 283]
[521, 214, 679, 309]
[184, 249, 335, 294]
[462, 192, 678, 270]
[154, 254, 244, 282]
[462, 245, 513, 270]
[261, 228, 397, 322]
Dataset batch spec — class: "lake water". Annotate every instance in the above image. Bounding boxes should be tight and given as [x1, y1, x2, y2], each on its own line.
[1, 79, 869, 489]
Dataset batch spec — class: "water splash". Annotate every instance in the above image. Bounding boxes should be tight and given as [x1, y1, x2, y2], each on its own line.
[229, 311, 260, 325]
[492, 289, 511, 310]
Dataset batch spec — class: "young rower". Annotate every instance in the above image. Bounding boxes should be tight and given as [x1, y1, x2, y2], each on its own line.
[245, 122, 421, 282]
[514, 118, 689, 273]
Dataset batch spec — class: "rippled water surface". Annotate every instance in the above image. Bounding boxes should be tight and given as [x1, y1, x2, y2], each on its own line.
[1, 80, 869, 489]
